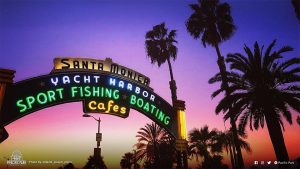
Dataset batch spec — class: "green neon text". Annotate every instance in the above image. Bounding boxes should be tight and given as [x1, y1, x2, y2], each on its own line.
[130, 94, 170, 125]
[16, 88, 64, 113]
[70, 86, 119, 100]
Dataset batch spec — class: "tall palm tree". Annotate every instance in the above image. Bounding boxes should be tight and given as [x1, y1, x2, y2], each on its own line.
[217, 128, 251, 169]
[145, 22, 178, 101]
[134, 123, 169, 167]
[185, 1, 244, 168]
[211, 40, 300, 166]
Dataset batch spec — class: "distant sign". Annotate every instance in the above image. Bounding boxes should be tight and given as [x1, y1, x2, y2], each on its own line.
[53, 58, 151, 87]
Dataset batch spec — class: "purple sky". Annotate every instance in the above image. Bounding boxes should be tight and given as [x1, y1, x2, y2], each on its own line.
[0, 0, 300, 169]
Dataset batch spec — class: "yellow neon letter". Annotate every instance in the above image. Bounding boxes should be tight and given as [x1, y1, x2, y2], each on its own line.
[105, 100, 114, 113]
[88, 101, 97, 110]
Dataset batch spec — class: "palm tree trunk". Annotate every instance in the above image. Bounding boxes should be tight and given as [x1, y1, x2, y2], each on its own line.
[230, 121, 244, 169]
[167, 58, 177, 101]
[167, 58, 175, 81]
[229, 144, 236, 169]
[153, 140, 158, 167]
[215, 44, 244, 169]
[265, 112, 290, 169]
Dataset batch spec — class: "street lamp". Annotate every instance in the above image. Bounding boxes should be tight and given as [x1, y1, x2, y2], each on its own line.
[83, 114, 101, 134]
[82, 114, 102, 159]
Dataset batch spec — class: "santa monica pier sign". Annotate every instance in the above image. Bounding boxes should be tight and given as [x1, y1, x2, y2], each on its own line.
[0, 58, 180, 139]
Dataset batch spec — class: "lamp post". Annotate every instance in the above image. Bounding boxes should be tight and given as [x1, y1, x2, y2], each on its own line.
[82, 114, 102, 159]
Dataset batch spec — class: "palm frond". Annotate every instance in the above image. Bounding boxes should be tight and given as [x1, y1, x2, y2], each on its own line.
[277, 46, 293, 55]
[208, 72, 222, 84]
[277, 57, 300, 72]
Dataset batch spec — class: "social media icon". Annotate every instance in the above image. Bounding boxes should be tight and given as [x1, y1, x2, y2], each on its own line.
[267, 161, 271, 164]
[254, 161, 258, 165]
[274, 161, 277, 165]
[261, 161, 264, 164]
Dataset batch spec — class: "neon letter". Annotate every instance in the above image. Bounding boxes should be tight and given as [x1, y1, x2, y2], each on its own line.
[142, 91, 148, 98]
[120, 107, 126, 114]
[158, 111, 165, 122]
[118, 81, 124, 88]
[164, 116, 170, 125]
[106, 100, 114, 113]
[93, 76, 100, 83]
[56, 88, 64, 99]
[26, 96, 35, 109]
[37, 92, 47, 104]
[112, 90, 119, 100]
[84, 75, 90, 83]
[74, 75, 80, 83]
[109, 78, 116, 86]
[127, 83, 132, 91]
[16, 100, 27, 113]
[88, 101, 97, 110]
[84, 86, 91, 97]
[51, 77, 58, 86]
[150, 95, 155, 102]
[71, 87, 78, 97]
[47, 90, 56, 102]
[130, 95, 136, 105]
[62, 76, 70, 84]
[137, 98, 144, 108]
[135, 87, 140, 94]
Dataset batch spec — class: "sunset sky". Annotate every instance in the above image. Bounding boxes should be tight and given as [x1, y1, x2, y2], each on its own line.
[0, 0, 300, 169]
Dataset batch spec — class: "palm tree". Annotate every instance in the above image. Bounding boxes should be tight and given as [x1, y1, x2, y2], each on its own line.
[120, 152, 134, 169]
[185, 1, 244, 168]
[58, 163, 76, 169]
[120, 152, 139, 169]
[202, 155, 229, 169]
[134, 122, 173, 168]
[156, 137, 176, 169]
[145, 22, 178, 101]
[211, 40, 300, 166]
[83, 155, 107, 169]
[217, 128, 251, 169]
[292, 0, 300, 21]
[188, 125, 229, 169]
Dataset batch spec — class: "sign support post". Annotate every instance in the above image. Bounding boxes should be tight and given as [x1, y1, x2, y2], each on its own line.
[0, 68, 15, 143]
[95, 117, 102, 160]
[174, 100, 188, 169]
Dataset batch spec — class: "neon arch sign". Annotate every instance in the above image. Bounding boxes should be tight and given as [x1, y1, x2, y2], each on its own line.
[0, 58, 179, 138]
